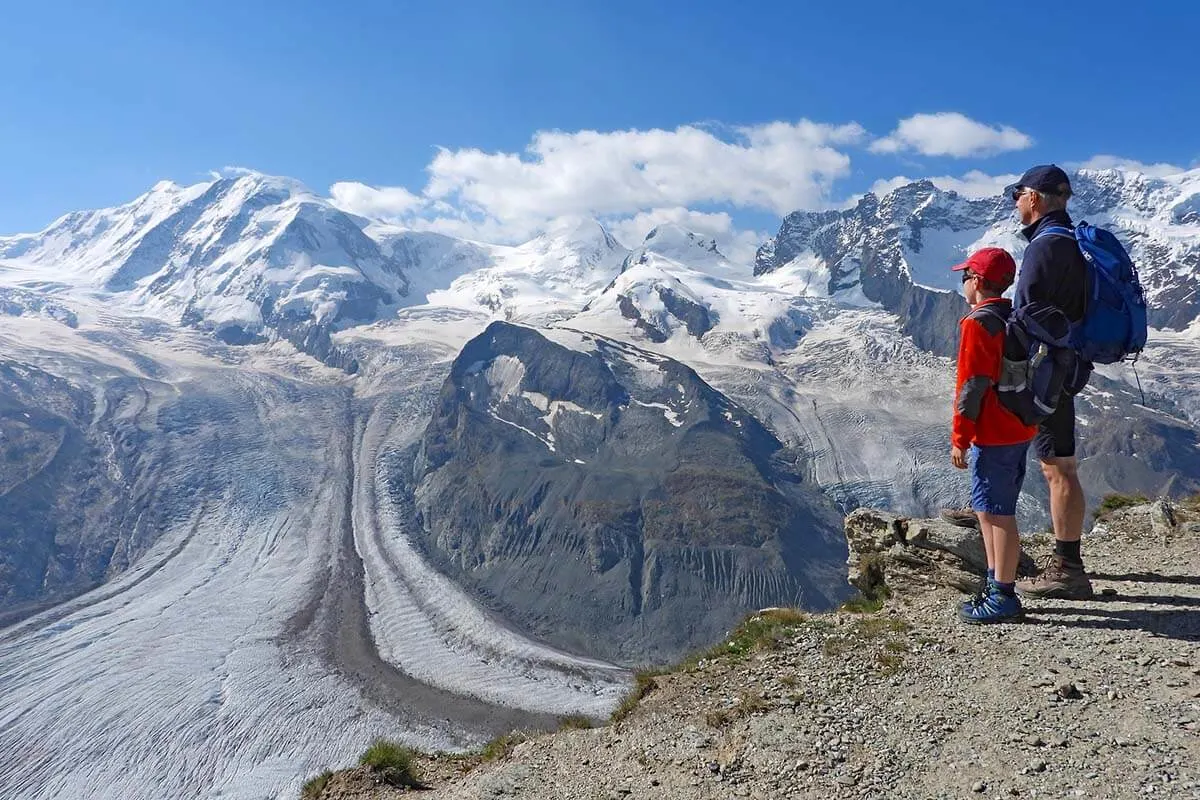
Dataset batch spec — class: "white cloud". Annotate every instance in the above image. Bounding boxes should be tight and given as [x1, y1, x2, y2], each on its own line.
[209, 166, 260, 179]
[328, 181, 424, 219]
[322, 120, 866, 246]
[864, 169, 1018, 200]
[1070, 154, 1185, 178]
[423, 121, 865, 226]
[870, 113, 1033, 158]
[607, 207, 765, 265]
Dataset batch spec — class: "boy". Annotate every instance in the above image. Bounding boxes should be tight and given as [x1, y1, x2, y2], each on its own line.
[950, 248, 1037, 623]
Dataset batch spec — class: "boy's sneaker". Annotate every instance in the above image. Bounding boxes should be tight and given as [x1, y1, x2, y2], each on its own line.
[1015, 555, 1095, 600]
[939, 507, 980, 529]
[958, 587, 1023, 624]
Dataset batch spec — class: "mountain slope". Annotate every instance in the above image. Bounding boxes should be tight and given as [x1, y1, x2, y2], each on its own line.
[400, 321, 849, 663]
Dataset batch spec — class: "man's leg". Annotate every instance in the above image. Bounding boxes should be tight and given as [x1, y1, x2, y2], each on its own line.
[1042, 455, 1085, 550]
[1017, 399, 1093, 599]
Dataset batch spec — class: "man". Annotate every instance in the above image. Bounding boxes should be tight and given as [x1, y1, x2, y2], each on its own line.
[1007, 164, 1094, 600]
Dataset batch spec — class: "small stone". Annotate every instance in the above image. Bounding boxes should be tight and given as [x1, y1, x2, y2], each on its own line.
[1049, 734, 1069, 748]
[1027, 735, 1045, 747]
[1107, 690, 1119, 701]
[1029, 759, 1047, 773]
[972, 780, 987, 792]
[1138, 656, 1155, 667]
[836, 774, 858, 786]
[1057, 683, 1082, 700]
[1101, 587, 1118, 596]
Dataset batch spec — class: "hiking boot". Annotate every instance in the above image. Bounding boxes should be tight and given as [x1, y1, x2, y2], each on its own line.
[939, 507, 980, 529]
[958, 586, 1023, 624]
[1015, 555, 1095, 600]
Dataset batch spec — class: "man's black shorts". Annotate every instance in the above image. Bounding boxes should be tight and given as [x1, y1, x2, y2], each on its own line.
[1036, 394, 1076, 460]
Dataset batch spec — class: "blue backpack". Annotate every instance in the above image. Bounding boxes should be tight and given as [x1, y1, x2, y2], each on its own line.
[977, 301, 1078, 426]
[1033, 221, 1149, 364]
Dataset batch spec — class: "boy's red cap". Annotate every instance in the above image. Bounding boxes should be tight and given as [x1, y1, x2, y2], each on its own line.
[951, 247, 1016, 286]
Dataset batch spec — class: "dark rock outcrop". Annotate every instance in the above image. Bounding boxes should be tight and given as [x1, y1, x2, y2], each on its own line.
[843, 508, 1036, 597]
[396, 321, 850, 664]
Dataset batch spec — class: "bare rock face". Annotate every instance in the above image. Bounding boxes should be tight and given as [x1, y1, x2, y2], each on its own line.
[400, 321, 850, 664]
[843, 507, 1036, 597]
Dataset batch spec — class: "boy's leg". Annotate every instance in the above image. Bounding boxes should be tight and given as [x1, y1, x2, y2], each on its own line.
[980, 516, 995, 576]
[979, 512, 1020, 586]
[959, 443, 1025, 624]
[969, 445, 996, 586]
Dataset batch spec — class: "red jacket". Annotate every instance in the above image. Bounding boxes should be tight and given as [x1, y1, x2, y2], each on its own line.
[952, 298, 1037, 450]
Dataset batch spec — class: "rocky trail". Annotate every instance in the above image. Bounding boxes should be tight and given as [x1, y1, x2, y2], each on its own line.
[309, 497, 1200, 800]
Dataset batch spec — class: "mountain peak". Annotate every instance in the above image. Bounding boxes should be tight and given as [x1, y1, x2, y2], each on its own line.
[528, 217, 622, 256]
[642, 223, 723, 259]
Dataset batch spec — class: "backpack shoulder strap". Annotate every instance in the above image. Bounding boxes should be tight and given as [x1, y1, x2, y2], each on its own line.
[968, 303, 1010, 336]
[1033, 224, 1076, 242]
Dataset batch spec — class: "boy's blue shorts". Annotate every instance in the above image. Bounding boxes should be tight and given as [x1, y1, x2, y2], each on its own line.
[969, 442, 1030, 516]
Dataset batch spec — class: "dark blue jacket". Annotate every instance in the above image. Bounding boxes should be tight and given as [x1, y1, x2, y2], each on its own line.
[1014, 209, 1088, 322]
[1014, 209, 1092, 393]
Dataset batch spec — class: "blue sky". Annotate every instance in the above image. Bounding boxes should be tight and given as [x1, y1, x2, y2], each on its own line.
[2, 0, 1198, 256]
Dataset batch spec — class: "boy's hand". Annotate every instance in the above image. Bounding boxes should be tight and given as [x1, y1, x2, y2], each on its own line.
[951, 447, 968, 469]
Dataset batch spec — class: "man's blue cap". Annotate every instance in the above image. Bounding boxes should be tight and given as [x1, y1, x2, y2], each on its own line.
[1004, 164, 1072, 197]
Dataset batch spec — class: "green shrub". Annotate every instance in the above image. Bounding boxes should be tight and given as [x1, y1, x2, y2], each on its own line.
[300, 770, 332, 799]
[358, 739, 422, 788]
[1094, 492, 1150, 519]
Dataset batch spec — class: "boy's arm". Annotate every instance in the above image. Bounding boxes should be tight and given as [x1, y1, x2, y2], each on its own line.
[951, 316, 1001, 451]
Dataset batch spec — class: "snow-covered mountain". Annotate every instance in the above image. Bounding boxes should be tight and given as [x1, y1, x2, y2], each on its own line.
[754, 168, 1200, 352]
[0, 175, 409, 350]
[2, 165, 1199, 799]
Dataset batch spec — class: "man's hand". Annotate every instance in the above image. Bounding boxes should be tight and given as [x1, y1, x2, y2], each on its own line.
[951, 447, 968, 470]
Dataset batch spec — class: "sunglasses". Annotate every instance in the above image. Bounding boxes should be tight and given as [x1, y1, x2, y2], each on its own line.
[961, 272, 979, 284]
[1010, 186, 1029, 202]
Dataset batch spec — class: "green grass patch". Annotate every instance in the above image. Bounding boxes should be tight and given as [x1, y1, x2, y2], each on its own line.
[480, 731, 528, 762]
[611, 608, 813, 724]
[875, 651, 905, 675]
[704, 690, 769, 729]
[300, 770, 332, 799]
[1094, 492, 1151, 520]
[358, 739, 422, 788]
[822, 636, 850, 656]
[705, 708, 733, 728]
[556, 714, 594, 731]
[851, 615, 910, 640]
[610, 668, 667, 723]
